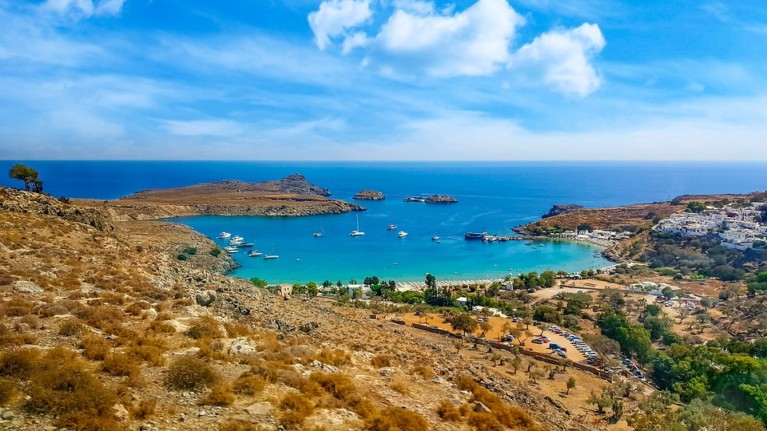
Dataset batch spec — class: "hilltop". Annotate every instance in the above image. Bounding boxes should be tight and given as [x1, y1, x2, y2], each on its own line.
[74, 174, 365, 220]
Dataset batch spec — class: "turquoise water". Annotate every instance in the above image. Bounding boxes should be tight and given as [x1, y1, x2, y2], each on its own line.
[4, 161, 767, 284]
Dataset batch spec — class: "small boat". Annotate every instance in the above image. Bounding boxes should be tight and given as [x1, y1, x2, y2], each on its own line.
[387, 224, 397, 230]
[237, 242, 254, 248]
[397, 231, 408, 238]
[229, 236, 244, 246]
[224, 246, 239, 254]
[404, 196, 426, 203]
[247, 250, 263, 257]
[350, 214, 365, 237]
[313, 227, 324, 238]
[219, 232, 231, 239]
[264, 254, 279, 260]
[431, 236, 440, 241]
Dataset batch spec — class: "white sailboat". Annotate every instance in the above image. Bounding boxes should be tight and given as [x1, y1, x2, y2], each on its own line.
[313, 227, 324, 238]
[349, 214, 365, 236]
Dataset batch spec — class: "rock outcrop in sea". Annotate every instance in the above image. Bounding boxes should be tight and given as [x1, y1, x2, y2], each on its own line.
[542, 204, 584, 218]
[425, 195, 458, 204]
[353, 190, 385, 200]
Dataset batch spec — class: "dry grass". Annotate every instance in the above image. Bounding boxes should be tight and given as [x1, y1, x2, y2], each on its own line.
[185, 316, 224, 340]
[58, 319, 85, 337]
[165, 355, 219, 391]
[200, 383, 235, 406]
[80, 335, 110, 361]
[366, 407, 429, 431]
[436, 400, 462, 421]
[391, 378, 410, 395]
[411, 365, 436, 379]
[314, 348, 351, 367]
[232, 372, 267, 396]
[371, 354, 394, 368]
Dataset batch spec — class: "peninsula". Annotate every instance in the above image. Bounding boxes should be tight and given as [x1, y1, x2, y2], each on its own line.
[75, 174, 365, 220]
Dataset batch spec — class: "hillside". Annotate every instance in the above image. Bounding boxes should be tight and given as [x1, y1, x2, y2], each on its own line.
[74, 174, 365, 220]
[0, 187, 607, 431]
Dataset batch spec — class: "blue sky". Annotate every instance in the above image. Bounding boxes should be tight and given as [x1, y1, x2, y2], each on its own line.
[0, 0, 766, 160]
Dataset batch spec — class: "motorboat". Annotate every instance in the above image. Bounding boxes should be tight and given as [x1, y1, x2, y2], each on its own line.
[247, 250, 263, 257]
[237, 242, 254, 248]
[224, 246, 239, 254]
[464, 232, 487, 240]
[219, 232, 231, 239]
[397, 231, 408, 238]
[264, 255, 279, 260]
[387, 224, 397, 230]
[431, 236, 440, 241]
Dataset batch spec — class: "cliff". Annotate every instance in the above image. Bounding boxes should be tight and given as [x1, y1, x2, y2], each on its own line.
[353, 190, 385, 200]
[542, 204, 584, 219]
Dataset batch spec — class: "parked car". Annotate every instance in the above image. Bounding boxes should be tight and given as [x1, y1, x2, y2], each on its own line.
[556, 350, 567, 358]
[501, 334, 515, 342]
[549, 343, 561, 350]
[532, 338, 544, 344]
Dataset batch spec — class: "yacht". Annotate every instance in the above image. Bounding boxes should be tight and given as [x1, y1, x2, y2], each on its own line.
[229, 236, 244, 246]
[387, 224, 397, 230]
[397, 231, 408, 238]
[247, 250, 263, 257]
[219, 232, 232, 239]
[464, 232, 487, 240]
[237, 242, 254, 248]
[224, 246, 239, 254]
[431, 236, 440, 241]
[263, 254, 279, 260]
[350, 214, 365, 237]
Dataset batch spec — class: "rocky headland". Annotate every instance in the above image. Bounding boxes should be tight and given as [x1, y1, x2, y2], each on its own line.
[541, 204, 584, 219]
[352, 190, 385, 200]
[75, 174, 365, 220]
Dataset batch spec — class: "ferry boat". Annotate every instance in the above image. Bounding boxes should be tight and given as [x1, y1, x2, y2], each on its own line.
[247, 250, 263, 257]
[263, 254, 279, 260]
[464, 232, 487, 240]
[397, 231, 408, 238]
[219, 232, 232, 239]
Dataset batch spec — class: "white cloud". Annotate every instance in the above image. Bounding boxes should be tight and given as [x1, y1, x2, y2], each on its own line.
[510, 23, 605, 97]
[367, 0, 524, 77]
[42, 0, 126, 18]
[162, 120, 245, 138]
[308, 0, 373, 50]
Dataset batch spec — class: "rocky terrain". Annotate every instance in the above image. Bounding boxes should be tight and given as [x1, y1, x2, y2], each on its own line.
[0, 187, 611, 431]
[352, 190, 385, 201]
[425, 195, 458, 204]
[541, 204, 585, 219]
[74, 174, 365, 220]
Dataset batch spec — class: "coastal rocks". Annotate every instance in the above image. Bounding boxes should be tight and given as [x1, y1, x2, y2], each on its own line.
[353, 190, 385, 200]
[276, 173, 331, 196]
[0, 187, 112, 231]
[426, 195, 458, 204]
[542, 204, 584, 219]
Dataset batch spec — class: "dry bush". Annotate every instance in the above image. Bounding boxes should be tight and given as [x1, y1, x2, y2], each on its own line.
[165, 355, 219, 391]
[411, 365, 436, 379]
[185, 316, 224, 340]
[367, 407, 429, 431]
[0, 297, 33, 317]
[0, 378, 15, 404]
[457, 374, 545, 431]
[130, 399, 156, 420]
[37, 304, 68, 317]
[0, 324, 31, 347]
[0, 348, 41, 378]
[232, 372, 267, 396]
[219, 420, 260, 431]
[309, 372, 356, 399]
[436, 400, 462, 421]
[467, 412, 505, 431]
[200, 384, 235, 406]
[102, 353, 141, 381]
[391, 378, 410, 395]
[315, 348, 351, 367]
[58, 319, 85, 337]
[224, 322, 252, 338]
[279, 393, 315, 428]
[371, 354, 394, 368]
[24, 346, 119, 430]
[19, 314, 42, 330]
[80, 335, 110, 361]
[127, 336, 167, 366]
[148, 320, 175, 335]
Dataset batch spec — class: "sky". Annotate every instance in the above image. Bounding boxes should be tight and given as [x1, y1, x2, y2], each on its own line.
[0, 0, 766, 160]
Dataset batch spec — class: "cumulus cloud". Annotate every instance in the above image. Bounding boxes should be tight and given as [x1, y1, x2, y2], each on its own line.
[308, 0, 373, 50]
[510, 23, 605, 97]
[307, 0, 605, 95]
[42, 0, 126, 18]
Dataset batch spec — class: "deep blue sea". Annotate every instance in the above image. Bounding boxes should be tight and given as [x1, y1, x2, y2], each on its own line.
[3, 161, 766, 283]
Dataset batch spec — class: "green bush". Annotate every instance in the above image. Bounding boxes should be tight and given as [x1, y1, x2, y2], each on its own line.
[177, 254, 188, 261]
[182, 246, 197, 255]
[209, 248, 221, 257]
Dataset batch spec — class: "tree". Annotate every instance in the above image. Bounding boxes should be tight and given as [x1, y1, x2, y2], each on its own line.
[449, 314, 478, 336]
[249, 277, 268, 288]
[478, 321, 492, 337]
[687, 201, 705, 213]
[566, 377, 576, 395]
[510, 356, 521, 375]
[9, 164, 43, 192]
[452, 340, 463, 354]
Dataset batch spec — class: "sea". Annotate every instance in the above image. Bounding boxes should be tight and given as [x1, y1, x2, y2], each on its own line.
[3, 161, 767, 284]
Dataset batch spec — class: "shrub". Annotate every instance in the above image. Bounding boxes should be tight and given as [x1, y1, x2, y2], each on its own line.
[436, 400, 462, 421]
[102, 353, 140, 380]
[232, 372, 267, 396]
[210, 248, 222, 257]
[165, 355, 219, 391]
[185, 316, 224, 340]
[279, 393, 315, 428]
[183, 246, 198, 255]
[19, 314, 42, 330]
[391, 378, 410, 395]
[371, 354, 394, 368]
[411, 365, 436, 379]
[310, 372, 355, 399]
[0, 348, 40, 378]
[80, 336, 110, 361]
[58, 319, 85, 337]
[177, 254, 188, 261]
[130, 399, 156, 420]
[367, 407, 429, 431]
[200, 384, 235, 406]
[0, 378, 14, 404]
[315, 348, 351, 367]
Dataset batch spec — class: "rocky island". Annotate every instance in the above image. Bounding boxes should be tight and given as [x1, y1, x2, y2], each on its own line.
[352, 189, 385, 200]
[75, 174, 365, 220]
[403, 194, 458, 204]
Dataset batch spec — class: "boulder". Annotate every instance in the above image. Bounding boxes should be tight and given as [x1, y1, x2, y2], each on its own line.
[12, 281, 43, 294]
[244, 402, 272, 417]
[473, 402, 492, 413]
[227, 337, 256, 356]
[112, 403, 129, 421]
